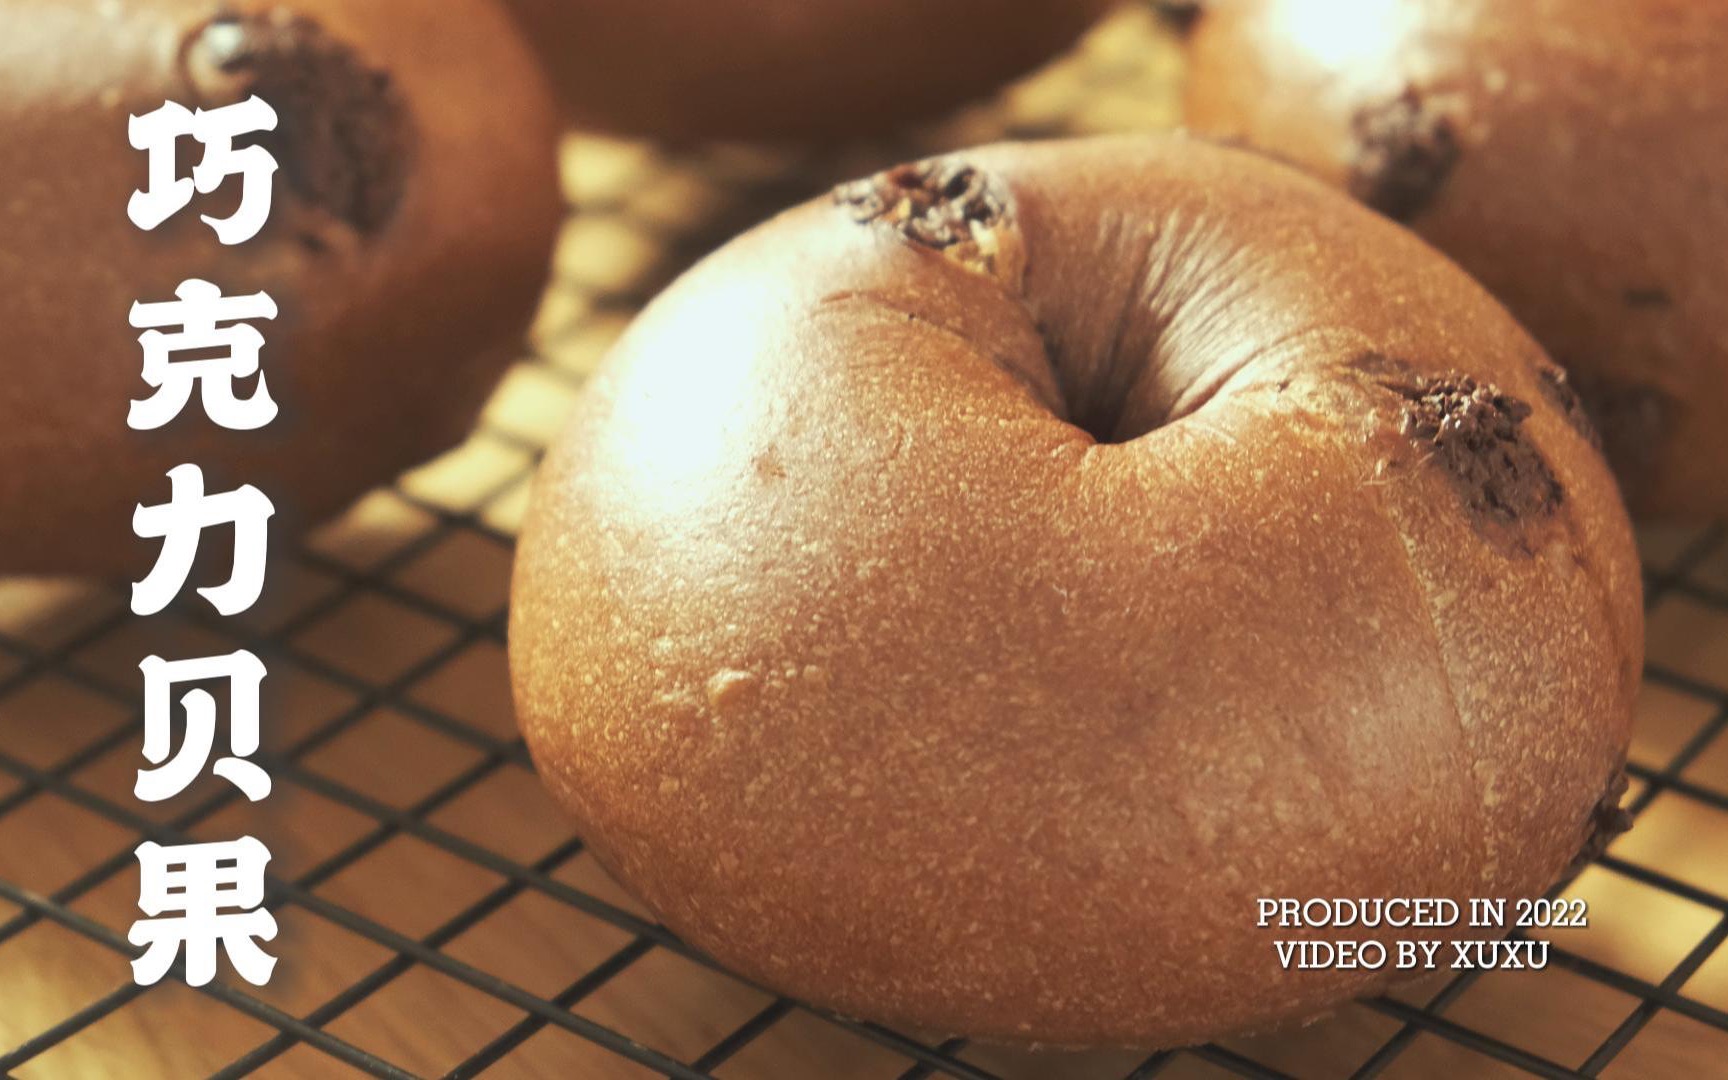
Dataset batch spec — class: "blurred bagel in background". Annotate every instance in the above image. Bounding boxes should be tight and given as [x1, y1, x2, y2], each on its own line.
[1172, 0, 1728, 519]
[0, 0, 563, 577]
[500, 0, 1121, 141]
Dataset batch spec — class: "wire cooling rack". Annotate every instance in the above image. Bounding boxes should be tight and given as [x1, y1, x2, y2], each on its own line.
[1, 8, 1726, 1078]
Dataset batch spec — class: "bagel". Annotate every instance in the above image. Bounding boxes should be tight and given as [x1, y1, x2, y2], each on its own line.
[498, 0, 1119, 141]
[510, 135, 1642, 1047]
[0, 0, 561, 577]
[1173, 0, 1728, 519]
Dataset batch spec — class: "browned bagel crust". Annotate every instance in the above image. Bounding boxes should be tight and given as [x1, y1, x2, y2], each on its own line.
[511, 136, 1642, 1047]
[1179, 0, 1728, 520]
[499, 0, 1119, 141]
[0, 0, 562, 577]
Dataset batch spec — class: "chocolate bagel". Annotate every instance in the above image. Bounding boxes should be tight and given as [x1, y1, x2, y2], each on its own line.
[0, 0, 562, 577]
[1173, 0, 1728, 519]
[499, 0, 1119, 141]
[511, 136, 1641, 1047]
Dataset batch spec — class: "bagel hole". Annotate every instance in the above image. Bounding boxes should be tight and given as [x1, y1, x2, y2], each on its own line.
[1042, 331, 1215, 446]
[1059, 384, 1212, 445]
[1061, 387, 1150, 445]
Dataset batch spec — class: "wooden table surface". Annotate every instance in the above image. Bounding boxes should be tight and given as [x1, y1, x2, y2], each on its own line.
[1, 8, 1725, 1078]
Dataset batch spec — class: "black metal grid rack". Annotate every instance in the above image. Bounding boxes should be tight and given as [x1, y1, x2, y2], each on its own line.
[1, 8, 1726, 1078]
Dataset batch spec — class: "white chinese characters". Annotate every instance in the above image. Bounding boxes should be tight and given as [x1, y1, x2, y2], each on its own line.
[128, 96, 279, 245]
[132, 464, 274, 617]
[137, 651, 271, 803]
[131, 838, 279, 987]
[127, 93, 282, 988]
[130, 280, 280, 432]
